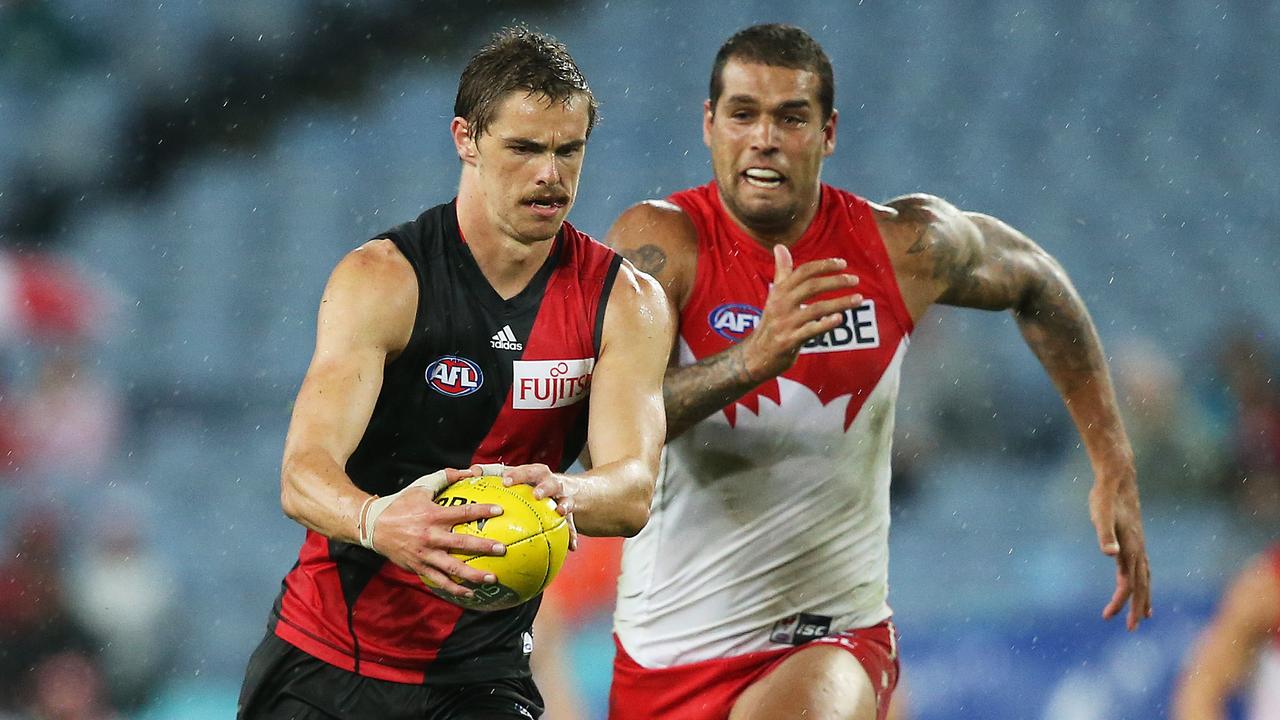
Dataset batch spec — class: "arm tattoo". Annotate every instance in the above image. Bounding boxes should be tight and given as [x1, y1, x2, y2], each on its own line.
[921, 224, 986, 304]
[905, 222, 930, 255]
[662, 344, 756, 440]
[912, 204, 1104, 378]
[620, 244, 668, 278]
[1015, 274, 1104, 377]
[1015, 263, 1130, 471]
[898, 197, 1127, 468]
[896, 197, 987, 305]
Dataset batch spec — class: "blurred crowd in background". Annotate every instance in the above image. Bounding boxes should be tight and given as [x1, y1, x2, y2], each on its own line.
[0, 1, 1277, 718]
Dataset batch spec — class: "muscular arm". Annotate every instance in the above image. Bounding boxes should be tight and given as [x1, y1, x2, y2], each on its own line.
[508, 252, 675, 535]
[566, 263, 674, 536]
[606, 201, 740, 440]
[279, 241, 499, 594]
[883, 193, 1151, 630]
[1174, 555, 1280, 720]
[660, 341, 761, 440]
[889, 194, 1131, 469]
[279, 240, 415, 543]
[607, 201, 858, 440]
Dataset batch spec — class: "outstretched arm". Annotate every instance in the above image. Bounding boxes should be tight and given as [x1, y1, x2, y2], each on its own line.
[1173, 553, 1280, 720]
[606, 201, 861, 440]
[883, 193, 1152, 630]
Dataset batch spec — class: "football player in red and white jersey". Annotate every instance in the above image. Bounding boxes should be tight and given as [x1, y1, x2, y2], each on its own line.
[606, 23, 1151, 720]
[1174, 543, 1280, 720]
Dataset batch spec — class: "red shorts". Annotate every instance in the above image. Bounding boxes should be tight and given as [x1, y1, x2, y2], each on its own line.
[609, 620, 899, 720]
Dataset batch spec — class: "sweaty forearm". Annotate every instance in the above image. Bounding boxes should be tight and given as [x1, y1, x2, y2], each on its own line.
[280, 448, 370, 544]
[663, 342, 760, 440]
[1015, 273, 1133, 473]
[568, 458, 655, 537]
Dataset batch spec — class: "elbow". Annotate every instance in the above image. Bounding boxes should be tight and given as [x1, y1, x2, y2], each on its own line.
[279, 456, 305, 522]
[617, 474, 656, 537]
[1015, 253, 1071, 313]
[280, 488, 302, 523]
[616, 501, 651, 538]
[591, 468, 654, 538]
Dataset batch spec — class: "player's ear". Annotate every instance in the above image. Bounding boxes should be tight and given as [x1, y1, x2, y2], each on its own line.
[452, 117, 478, 165]
[702, 99, 714, 149]
[823, 109, 838, 157]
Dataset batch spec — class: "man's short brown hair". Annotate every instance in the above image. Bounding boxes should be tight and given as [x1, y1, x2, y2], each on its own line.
[455, 26, 598, 140]
[710, 24, 835, 120]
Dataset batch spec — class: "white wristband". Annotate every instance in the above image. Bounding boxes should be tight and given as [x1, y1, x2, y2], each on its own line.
[473, 463, 507, 477]
[356, 464, 507, 550]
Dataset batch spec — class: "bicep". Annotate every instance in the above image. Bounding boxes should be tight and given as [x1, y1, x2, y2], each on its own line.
[888, 194, 1058, 312]
[937, 212, 1062, 312]
[285, 347, 387, 467]
[585, 268, 674, 467]
[283, 244, 415, 465]
[604, 201, 696, 310]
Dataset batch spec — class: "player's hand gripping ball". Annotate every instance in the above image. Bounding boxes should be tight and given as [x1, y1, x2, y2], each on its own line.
[423, 475, 570, 611]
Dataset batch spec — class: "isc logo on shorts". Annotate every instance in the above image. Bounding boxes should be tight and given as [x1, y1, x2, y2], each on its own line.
[799, 300, 880, 355]
[770, 613, 833, 645]
[425, 356, 484, 397]
[512, 358, 594, 409]
[708, 303, 762, 342]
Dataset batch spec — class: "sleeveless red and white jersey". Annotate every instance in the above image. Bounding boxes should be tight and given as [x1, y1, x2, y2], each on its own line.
[614, 182, 914, 667]
[1250, 543, 1280, 719]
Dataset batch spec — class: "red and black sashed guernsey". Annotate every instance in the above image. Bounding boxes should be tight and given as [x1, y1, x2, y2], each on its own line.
[269, 200, 622, 685]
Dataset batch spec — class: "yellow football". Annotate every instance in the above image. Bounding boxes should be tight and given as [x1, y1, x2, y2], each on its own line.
[423, 475, 570, 611]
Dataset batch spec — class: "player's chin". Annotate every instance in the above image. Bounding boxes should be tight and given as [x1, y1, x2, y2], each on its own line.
[511, 216, 565, 244]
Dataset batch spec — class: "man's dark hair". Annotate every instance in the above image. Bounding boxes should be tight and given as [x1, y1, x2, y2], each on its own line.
[455, 26, 597, 140]
[709, 24, 834, 121]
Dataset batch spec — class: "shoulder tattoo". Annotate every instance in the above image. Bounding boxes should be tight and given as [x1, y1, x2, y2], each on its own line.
[621, 244, 668, 278]
[904, 215, 986, 301]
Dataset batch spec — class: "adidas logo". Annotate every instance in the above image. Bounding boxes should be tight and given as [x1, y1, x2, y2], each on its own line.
[490, 325, 523, 351]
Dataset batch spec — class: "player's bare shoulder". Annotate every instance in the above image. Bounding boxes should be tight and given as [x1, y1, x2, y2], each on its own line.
[327, 238, 417, 310]
[605, 199, 698, 308]
[872, 193, 986, 315]
[875, 194, 981, 271]
[319, 238, 418, 356]
[602, 256, 675, 351]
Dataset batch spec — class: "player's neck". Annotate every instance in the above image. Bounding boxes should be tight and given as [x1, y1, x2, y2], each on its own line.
[455, 190, 556, 301]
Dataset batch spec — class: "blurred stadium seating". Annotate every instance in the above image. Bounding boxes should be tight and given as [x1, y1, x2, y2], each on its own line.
[1, 1, 1277, 718]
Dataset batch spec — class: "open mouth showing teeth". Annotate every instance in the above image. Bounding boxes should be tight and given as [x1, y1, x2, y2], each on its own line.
[528, 199, 566, 209]
[743, 168, 784, 188]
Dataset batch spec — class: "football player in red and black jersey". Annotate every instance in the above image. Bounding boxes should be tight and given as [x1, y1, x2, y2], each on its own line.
[238, 27, 672, 720]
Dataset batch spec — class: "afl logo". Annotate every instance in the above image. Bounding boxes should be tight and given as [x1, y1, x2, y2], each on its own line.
[708, 303, 762, 343]
[426, 356, 484, 397]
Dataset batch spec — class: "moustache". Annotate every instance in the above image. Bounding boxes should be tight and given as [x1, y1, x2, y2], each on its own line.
[521, 191, 570, 205]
